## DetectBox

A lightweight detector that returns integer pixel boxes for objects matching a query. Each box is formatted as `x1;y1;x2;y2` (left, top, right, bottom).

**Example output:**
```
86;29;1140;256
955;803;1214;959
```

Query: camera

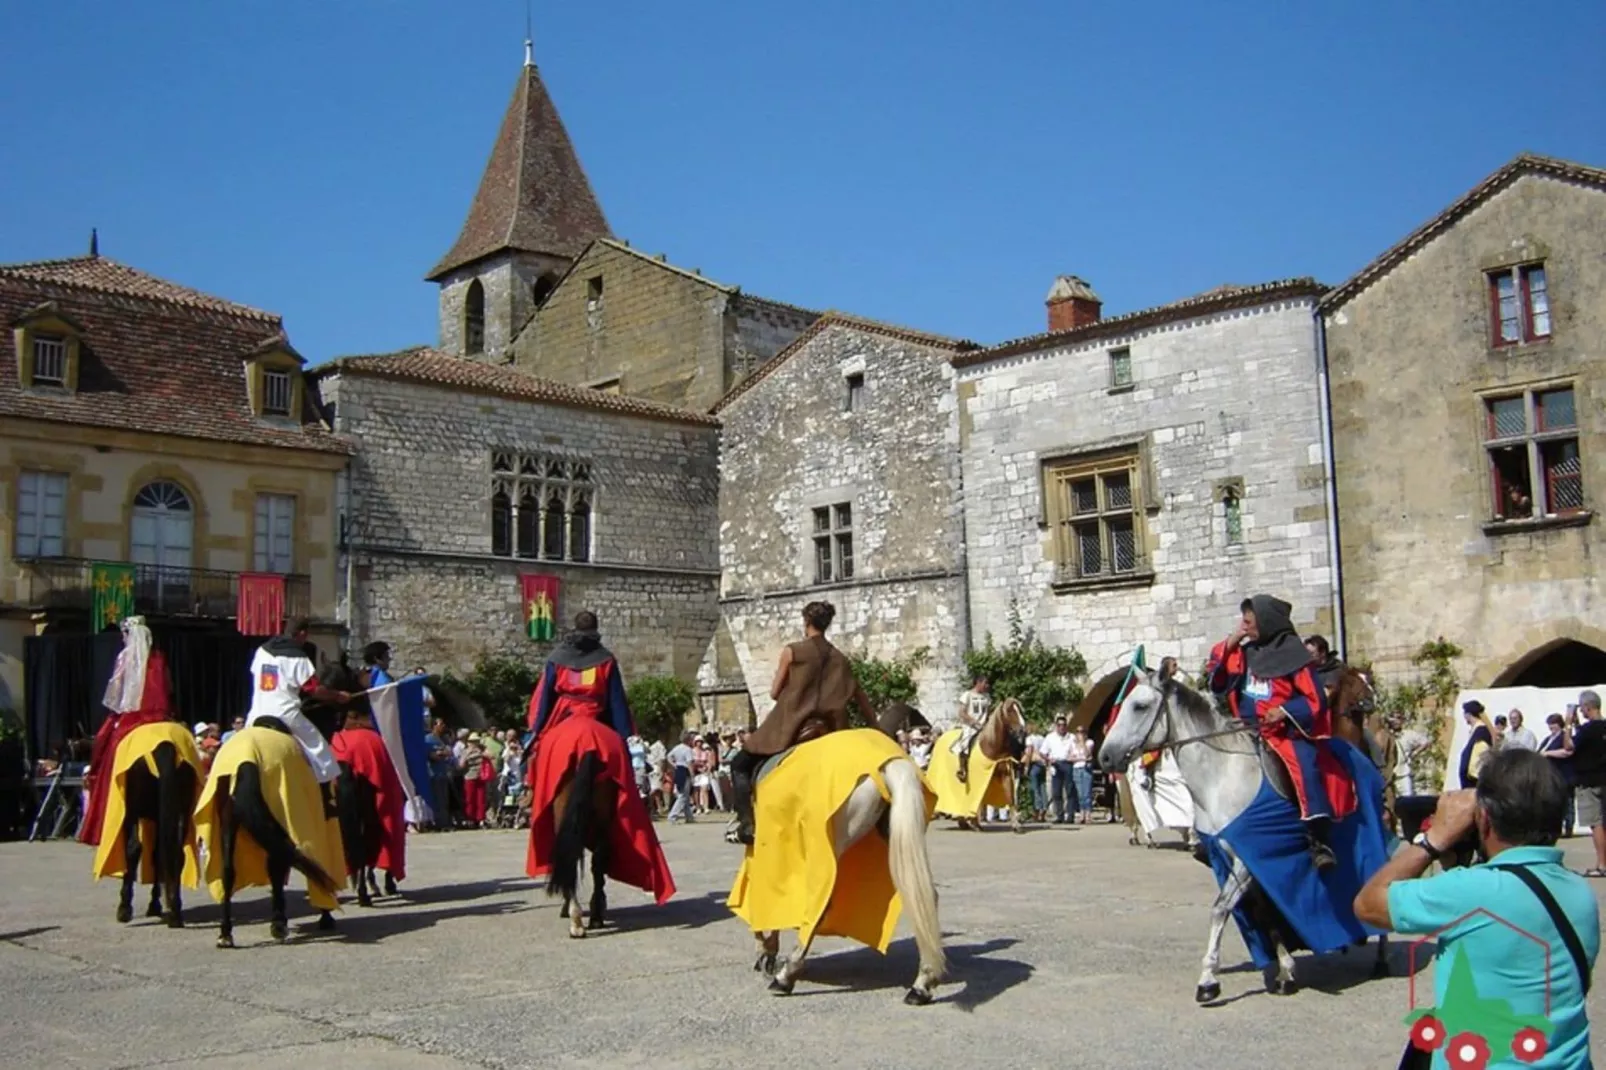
1394;795;1479;869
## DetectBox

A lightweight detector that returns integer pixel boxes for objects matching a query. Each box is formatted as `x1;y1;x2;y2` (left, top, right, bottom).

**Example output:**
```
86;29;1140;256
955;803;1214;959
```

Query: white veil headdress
102;615;153;714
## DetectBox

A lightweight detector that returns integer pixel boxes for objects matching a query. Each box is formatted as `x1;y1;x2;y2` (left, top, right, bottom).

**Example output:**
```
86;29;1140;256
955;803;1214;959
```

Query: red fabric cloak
331;726;408;881
79;650;174;847
524;657;674;904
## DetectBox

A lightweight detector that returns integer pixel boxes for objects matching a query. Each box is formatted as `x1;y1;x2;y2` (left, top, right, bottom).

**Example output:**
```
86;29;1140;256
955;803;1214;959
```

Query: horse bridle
1139;676;1256;756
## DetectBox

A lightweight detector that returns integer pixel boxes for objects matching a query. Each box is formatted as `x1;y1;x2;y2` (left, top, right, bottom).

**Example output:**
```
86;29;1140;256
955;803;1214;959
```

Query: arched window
464;279;486;355
132;480;195;609
491;487;511;556
516;486;540;558
542;491;566;559
532;273;558;306
569;493;591;562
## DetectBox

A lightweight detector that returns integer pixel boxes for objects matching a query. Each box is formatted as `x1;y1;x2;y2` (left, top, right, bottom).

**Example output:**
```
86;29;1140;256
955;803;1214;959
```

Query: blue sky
2;2;1602;363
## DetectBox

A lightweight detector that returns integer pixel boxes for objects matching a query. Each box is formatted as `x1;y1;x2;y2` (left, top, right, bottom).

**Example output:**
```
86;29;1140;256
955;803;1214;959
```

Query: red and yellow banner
520;574;559;641
238;572;286;636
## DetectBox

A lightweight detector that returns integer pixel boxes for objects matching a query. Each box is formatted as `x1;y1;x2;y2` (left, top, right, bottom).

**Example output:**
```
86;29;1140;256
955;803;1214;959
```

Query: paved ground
3;818;1603;1070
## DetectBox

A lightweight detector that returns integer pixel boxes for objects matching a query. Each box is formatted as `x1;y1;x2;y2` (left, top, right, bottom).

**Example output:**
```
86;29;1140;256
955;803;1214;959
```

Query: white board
1440;684;1606;791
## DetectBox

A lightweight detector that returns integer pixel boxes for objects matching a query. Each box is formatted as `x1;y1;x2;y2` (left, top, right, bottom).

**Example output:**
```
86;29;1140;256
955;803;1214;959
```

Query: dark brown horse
113;737;200;928
1324;665;1392;978
549;751;618;938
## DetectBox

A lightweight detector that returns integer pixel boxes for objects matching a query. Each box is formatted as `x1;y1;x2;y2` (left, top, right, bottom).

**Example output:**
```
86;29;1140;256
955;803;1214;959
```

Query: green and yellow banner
92;562;136;628
521;574;559;641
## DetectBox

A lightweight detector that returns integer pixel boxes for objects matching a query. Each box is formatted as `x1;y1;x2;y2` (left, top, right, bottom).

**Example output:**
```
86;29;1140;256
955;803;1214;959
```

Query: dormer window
12;303;84;392
32;335;67;385
263;368;293;416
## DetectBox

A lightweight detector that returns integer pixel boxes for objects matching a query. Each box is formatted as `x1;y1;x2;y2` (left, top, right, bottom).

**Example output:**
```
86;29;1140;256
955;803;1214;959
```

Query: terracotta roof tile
427;63;611;280
1320;152;1606;312
712;312;979;414
0;257;348;454
319;347;720;428
952;278;1327;369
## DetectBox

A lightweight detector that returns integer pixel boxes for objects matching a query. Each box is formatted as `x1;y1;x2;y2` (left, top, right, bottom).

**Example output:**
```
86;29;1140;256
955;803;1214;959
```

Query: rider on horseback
1208;595;1341;872
1303;634;1347;696
950;676;992;785
729;601;874;846
245;619;352;786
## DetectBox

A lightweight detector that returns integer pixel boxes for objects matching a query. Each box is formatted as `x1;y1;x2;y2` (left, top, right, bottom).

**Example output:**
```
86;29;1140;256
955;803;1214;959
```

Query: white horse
1097;662;1386;1003
752;754;946;1006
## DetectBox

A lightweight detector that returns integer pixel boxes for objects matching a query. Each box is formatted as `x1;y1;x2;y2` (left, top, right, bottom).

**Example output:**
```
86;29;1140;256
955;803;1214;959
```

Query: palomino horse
932;697;1029;833
740;727;946;1006
196;718;344;948
1098;664;1387;1002
548;750;618;939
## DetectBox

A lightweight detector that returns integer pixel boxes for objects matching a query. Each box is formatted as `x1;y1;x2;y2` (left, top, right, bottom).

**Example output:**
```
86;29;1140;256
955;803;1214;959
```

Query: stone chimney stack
1046;276;1102;332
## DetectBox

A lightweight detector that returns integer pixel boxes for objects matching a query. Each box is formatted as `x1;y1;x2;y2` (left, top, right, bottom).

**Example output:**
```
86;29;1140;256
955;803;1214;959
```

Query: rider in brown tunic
728;601;874;845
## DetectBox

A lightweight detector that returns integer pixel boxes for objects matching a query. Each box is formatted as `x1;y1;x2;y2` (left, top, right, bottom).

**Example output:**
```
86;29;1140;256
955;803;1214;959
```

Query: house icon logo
1403;908;1557;1068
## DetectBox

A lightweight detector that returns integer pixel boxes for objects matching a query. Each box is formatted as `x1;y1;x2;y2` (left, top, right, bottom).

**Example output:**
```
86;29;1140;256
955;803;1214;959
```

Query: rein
1150;685;1256;754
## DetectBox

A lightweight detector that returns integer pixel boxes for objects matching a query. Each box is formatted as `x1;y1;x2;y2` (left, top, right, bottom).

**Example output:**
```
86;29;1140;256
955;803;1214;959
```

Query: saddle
754;716;835;795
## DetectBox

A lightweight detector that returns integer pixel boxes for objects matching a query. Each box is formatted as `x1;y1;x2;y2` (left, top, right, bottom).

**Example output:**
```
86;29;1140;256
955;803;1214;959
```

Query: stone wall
1324;174;1606;684
727;296;819;384
957;297;1334;683
437;252;571;362
719;321;969;718
323;370;720;680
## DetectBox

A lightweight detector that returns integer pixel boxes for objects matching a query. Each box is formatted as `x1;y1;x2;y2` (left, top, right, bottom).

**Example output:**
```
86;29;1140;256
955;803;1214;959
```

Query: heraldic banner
520;574;559;641
91;562;136;628
237;572;287;636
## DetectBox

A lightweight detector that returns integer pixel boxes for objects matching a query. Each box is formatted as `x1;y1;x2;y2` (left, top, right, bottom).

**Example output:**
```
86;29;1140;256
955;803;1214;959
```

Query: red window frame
1487;263;1551;347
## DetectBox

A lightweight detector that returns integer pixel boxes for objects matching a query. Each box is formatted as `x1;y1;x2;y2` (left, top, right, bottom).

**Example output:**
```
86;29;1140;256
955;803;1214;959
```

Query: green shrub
848;647;930;726
962;601;1086;728
627;675;697;743
442;655;540;732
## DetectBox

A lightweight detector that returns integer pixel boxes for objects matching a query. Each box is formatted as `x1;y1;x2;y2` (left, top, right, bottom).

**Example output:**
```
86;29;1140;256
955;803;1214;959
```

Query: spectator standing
1503;709;1539;751
647;736;668;816
908;727;933;771
458;733;491;828
1570;690;1606;877
1039;715;1076;824
1069;727;1095;824
1539;714;1576;838
666;732;697;823
1354;750;1598;1069
628;734;650;800
220;716;245;744
427;719;454;832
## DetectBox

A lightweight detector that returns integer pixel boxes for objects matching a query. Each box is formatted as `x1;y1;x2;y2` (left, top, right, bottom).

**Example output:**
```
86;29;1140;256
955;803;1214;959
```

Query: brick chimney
1046;276;1102;332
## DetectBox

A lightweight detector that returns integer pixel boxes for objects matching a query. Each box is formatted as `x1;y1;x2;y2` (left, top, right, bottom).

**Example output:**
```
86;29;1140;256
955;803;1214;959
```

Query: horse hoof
165;914;184;929
146;903;164;919
587;916;606;930
903;987;933;1006
1012;825;1026;835
317;912;336;932
216;934;235;950
1196;983;1221;1003
754;954;777;977
384;874;398;896
1371;961;1390;980
768;977;795;996
115;905;133;924
569;928;586;940
269;920;289;942
559;901;570;919
1271;980;1298;997
357;893;373;909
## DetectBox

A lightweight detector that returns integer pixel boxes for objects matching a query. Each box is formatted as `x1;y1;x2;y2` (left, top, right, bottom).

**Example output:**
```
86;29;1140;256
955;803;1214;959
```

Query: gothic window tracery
489;450;593;562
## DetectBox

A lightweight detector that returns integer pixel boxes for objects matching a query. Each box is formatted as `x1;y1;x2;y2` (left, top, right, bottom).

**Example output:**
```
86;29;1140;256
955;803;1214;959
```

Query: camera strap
1487;863;1593;996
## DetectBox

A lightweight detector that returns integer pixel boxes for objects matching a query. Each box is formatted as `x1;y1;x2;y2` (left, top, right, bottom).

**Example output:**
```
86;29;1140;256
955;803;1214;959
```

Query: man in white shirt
666;732;697;823
245;619;352;784
1038;716;1077;823
1502;709;1540;751
951;676;993;783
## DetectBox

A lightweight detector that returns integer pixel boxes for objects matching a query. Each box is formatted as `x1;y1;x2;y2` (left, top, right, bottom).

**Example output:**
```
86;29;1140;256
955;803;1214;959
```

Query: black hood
262;636;311;660
547;629;614;671
1244;594;1312;680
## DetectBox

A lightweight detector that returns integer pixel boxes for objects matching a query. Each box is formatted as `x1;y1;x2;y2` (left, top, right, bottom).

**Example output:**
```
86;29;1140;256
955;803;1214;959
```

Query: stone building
510;239;818;413
0;248;348;720
714;314;978;720
1322;153;1606;686
954;276;1336;722
312;348;720;679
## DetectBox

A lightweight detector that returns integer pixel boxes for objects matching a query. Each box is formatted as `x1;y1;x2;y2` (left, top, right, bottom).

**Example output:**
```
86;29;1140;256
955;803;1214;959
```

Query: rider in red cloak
1207;594;1355;872
525;611;675;904
330;696;408;886
80;617;173;846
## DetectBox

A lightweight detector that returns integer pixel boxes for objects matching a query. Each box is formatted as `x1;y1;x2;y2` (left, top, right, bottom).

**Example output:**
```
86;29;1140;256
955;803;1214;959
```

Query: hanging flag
368;675;433;821
1107;644;1148;729
520;574;559;641
237;573;287;636
91;562;136;629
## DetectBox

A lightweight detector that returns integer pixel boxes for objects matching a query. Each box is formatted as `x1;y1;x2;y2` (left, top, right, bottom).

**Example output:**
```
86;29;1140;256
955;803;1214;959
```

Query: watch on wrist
1412;831;1445;862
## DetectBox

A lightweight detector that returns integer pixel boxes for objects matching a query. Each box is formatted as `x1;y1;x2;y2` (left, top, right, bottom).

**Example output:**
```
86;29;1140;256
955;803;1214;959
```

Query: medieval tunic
744;635;866;756
524;632;675;903
80;634;174;847
246;637;339;784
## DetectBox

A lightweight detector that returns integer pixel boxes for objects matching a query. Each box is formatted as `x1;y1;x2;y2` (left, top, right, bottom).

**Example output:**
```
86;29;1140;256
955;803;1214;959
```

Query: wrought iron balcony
17;557;311;622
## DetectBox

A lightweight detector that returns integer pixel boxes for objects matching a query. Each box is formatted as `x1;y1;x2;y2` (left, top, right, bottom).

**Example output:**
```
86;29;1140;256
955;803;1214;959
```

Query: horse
91;721;203;928
928;697;1029;833
733;723;946;1006
547;749;618;939
195;717;344;949
1097;663;1388;1003
314;659;399;906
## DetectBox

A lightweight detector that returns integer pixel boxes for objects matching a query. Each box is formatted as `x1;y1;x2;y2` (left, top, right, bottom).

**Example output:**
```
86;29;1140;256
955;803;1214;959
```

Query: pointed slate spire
426;58;611;281
89;228;99;257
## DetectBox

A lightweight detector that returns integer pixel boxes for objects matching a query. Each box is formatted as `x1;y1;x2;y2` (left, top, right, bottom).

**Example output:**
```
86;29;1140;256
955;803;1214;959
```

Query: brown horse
548;751;618;939
952;697;1029;833
1323;665;1393;979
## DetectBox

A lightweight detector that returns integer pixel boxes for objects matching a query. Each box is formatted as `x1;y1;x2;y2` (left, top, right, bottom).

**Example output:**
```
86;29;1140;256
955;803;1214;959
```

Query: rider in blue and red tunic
1207;594;1355;871
524;611;675;904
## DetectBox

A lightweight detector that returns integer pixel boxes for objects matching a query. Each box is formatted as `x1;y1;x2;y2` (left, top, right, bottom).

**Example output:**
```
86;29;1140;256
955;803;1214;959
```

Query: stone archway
1490;636;1606;688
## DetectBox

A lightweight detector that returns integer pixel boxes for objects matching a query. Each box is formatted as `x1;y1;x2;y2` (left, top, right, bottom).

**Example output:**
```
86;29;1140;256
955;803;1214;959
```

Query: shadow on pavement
774;936;1030;1008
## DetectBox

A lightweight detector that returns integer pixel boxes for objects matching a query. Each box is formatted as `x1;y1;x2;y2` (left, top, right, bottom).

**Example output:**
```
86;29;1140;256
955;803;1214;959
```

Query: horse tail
883;756;945;980
232;761;339;896
152;741;194;890
549;750;604;904
335;763;368;875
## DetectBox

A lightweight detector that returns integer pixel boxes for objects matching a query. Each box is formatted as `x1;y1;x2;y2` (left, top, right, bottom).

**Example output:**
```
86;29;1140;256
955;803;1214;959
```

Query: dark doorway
1496;640;1606;688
